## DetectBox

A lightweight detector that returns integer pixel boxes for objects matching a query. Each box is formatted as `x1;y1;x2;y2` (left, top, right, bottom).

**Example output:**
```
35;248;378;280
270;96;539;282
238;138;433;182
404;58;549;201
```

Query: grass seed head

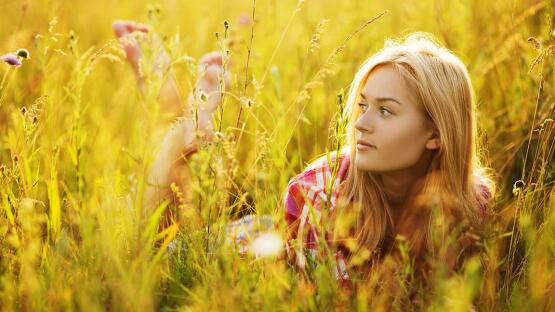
512;180;526;196
199;90;207;102
16;48;30;59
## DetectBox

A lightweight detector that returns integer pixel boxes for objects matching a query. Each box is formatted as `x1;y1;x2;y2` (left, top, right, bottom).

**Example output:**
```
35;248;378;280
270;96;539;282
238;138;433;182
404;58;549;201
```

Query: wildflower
0;53;21;67
214;131;225;141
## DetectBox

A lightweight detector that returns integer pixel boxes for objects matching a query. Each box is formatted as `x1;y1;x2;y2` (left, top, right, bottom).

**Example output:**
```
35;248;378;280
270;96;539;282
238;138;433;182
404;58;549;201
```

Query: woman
283;36;495;283
114;21;495;283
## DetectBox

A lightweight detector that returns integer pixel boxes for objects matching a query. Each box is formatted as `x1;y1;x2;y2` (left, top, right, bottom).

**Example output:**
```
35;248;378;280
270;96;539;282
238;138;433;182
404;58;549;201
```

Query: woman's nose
354;111;374;133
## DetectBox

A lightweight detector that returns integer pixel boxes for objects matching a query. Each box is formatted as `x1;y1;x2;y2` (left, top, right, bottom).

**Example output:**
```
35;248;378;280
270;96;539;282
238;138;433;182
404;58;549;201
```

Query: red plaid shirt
226;148;492;281
224;149;351;279
281;149;492;280
283;149;351;280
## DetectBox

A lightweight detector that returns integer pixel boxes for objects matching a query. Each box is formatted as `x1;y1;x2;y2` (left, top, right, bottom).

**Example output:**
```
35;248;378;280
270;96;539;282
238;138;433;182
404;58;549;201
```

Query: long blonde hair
333;33;496;268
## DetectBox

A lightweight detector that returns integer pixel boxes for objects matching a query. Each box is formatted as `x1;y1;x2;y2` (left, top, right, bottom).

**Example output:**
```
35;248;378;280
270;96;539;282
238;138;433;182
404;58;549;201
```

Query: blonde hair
333;32;496;270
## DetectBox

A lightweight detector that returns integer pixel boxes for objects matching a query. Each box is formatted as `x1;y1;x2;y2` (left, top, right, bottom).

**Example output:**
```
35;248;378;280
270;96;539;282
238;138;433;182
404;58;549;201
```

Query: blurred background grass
0;0;554;310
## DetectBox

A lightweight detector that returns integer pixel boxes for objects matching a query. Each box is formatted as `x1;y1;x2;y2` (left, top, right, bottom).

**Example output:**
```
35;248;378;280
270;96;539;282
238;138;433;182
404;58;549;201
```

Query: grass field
0;0;554;310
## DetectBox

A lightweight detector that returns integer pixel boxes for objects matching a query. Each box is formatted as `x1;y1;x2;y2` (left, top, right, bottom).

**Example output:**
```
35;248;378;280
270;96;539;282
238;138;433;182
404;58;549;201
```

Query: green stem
0;67;13;107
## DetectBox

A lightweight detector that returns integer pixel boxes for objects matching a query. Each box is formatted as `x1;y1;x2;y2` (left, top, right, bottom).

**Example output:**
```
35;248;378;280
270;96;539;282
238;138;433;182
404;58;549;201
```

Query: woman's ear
425;132;440;150
426;138;440;150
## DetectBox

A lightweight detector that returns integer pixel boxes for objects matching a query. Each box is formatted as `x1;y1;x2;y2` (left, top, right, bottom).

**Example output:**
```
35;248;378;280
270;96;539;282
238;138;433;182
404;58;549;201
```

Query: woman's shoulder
284;147;351;217
291;147;351;186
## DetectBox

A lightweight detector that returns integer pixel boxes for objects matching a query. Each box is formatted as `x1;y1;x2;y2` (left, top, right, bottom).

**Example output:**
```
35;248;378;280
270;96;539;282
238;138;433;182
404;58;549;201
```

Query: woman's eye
358;103;368;112
379;106;392;117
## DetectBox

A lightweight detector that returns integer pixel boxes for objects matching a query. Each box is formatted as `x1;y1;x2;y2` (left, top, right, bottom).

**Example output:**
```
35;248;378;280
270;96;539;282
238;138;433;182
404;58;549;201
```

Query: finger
134;22;150;33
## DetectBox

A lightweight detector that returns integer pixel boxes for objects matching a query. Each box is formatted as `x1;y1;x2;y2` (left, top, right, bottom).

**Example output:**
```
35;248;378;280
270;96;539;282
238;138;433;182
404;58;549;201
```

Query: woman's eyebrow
360;93;402;106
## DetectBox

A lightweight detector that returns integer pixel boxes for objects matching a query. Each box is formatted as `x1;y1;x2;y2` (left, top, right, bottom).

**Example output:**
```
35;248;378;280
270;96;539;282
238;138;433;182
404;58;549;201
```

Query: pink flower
0;53;21;67
237;13;252;27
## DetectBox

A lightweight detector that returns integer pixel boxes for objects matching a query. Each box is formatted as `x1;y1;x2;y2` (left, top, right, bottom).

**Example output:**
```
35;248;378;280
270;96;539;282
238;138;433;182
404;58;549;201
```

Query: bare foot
144;53;232;230
112;20;232;129
194;51;232;127
113;19;182;118
197;51;231;93
112;20;150;78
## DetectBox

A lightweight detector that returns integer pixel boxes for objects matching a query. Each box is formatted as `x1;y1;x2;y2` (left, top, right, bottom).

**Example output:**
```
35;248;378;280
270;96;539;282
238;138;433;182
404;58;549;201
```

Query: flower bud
16;48;30;59
0;53;22;67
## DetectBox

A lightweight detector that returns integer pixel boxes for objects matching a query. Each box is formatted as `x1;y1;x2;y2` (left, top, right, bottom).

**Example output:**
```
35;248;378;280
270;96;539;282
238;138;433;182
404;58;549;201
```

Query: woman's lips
356;139;376;151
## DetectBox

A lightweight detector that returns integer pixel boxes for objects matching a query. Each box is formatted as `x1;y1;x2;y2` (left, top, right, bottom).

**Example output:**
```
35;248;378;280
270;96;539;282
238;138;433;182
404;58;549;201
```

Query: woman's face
354;64;439;173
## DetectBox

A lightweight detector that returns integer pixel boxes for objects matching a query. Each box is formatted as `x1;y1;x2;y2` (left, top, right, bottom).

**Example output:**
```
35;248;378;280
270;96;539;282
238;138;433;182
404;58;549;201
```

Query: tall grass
0;0;554;310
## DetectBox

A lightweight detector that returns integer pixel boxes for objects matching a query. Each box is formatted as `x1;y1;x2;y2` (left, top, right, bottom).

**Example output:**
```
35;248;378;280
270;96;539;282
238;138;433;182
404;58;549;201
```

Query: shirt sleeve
282;151;352;280
282;154;348;267
283;170;324;268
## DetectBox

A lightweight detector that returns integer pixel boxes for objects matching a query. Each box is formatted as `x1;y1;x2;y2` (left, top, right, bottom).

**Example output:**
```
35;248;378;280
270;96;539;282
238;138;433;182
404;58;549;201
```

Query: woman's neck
382;174;415;204
380;150;433;209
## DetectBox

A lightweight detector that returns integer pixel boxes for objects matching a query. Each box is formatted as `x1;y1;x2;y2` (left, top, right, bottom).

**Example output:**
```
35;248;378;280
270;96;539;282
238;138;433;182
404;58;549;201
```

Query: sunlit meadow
0;0;554;310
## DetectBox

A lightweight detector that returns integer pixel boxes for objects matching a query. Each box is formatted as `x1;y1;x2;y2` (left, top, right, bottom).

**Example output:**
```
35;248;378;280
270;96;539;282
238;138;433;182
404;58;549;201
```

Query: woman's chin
354;158;374;172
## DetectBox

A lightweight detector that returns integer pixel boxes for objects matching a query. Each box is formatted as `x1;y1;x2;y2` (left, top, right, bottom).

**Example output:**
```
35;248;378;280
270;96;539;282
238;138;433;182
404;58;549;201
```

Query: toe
112;21;127;37
112;20;150;38
135;23;150;33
